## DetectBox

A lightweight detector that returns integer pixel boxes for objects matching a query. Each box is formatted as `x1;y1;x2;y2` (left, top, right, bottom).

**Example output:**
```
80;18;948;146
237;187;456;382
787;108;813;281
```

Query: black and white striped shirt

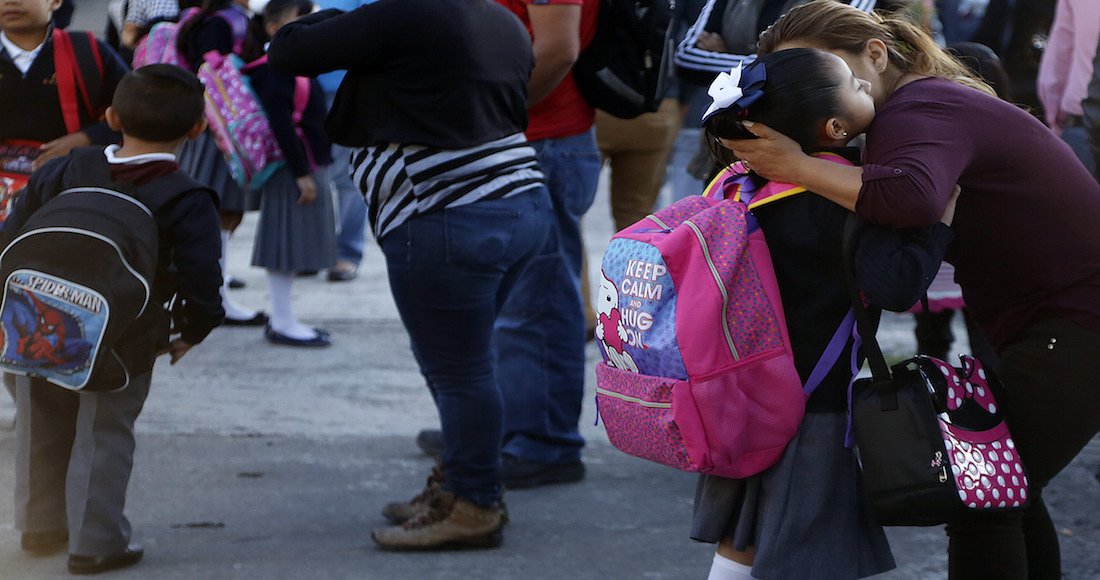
351;133;545;239
674;0;877;76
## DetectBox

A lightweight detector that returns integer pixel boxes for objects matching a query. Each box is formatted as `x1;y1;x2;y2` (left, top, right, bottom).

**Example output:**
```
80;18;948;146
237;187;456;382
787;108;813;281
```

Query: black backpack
573;0;677;119
0;149;200;392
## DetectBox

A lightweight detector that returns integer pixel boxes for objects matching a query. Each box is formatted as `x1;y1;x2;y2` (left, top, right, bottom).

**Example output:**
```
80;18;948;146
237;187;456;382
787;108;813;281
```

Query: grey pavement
0;5;1096;578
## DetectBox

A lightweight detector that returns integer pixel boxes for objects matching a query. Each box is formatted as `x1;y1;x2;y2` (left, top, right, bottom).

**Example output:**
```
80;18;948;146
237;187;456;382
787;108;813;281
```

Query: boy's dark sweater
0;30;129;144
750;151;954;412
249;64;332;177
1;148;224;346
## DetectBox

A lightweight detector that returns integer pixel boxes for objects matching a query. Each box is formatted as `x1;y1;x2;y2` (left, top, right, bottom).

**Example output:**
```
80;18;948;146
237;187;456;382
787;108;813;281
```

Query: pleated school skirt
250;165;336;273
178;131;247;213
691;411;896;579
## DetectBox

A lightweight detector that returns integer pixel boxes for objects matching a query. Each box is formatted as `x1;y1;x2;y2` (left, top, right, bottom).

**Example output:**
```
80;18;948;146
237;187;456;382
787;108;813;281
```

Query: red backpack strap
51;30;103;135
52;29;81;134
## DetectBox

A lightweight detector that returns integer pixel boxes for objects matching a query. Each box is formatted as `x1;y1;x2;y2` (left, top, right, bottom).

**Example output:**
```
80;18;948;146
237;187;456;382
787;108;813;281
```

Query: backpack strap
213;7;249;55
291;76;317;172
51;30;105;135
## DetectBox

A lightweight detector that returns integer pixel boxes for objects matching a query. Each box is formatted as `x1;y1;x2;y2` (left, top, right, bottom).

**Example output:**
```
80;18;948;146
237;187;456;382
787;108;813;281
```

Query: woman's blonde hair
757;0;994;96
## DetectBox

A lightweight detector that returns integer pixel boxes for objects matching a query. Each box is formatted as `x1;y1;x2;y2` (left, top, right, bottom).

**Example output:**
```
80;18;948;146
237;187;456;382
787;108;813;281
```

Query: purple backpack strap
802;309;856;396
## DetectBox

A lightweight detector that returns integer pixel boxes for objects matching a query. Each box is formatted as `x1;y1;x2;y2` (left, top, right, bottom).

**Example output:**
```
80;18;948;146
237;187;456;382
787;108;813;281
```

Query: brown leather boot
381;465;445;524
371;492;505;551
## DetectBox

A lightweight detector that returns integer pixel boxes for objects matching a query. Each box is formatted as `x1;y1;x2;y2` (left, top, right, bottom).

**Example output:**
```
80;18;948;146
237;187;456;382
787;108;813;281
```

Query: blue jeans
332;143;368;265
1060;126;1097;177
380;188;550;506
494;130;601;464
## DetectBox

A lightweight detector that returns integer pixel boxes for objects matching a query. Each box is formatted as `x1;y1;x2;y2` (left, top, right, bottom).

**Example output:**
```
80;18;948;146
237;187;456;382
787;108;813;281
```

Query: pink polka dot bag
843;222;1029;526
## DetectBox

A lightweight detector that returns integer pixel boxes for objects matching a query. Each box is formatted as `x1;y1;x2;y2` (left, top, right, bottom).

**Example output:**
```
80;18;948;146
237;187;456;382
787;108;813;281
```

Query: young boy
0;0;130;168
2;64;224;576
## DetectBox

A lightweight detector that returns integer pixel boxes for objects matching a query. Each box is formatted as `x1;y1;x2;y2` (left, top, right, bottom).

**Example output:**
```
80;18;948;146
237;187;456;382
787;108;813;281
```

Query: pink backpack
595;153;855;478
197;52;285;190
132;7;201;68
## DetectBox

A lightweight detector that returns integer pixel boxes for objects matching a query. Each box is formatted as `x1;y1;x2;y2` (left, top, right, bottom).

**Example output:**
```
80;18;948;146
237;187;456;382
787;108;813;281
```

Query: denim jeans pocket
443;203;520;271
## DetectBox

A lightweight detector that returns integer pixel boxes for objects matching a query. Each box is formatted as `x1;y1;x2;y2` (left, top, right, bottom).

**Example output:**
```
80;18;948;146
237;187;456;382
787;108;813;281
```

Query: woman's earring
841;131;849;138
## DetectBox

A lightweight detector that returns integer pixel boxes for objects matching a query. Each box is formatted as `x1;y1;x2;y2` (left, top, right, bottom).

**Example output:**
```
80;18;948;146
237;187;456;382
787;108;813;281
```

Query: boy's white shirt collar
0;31;46;75
104;145;177;164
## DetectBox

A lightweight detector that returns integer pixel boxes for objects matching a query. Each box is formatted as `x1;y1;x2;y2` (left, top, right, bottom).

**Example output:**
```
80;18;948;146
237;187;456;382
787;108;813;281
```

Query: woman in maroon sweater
719;2;1100;579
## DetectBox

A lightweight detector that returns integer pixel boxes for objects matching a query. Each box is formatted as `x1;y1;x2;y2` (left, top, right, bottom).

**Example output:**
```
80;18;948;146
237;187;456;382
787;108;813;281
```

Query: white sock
707;553;755;580
220;230;258;320
266;270;316;340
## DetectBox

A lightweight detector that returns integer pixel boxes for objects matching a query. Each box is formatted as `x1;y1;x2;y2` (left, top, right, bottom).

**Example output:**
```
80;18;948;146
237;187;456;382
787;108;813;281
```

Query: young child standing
3;65;224;575
693;48;960;580
0;0;129;180
247;0;336;346
175;0;267;326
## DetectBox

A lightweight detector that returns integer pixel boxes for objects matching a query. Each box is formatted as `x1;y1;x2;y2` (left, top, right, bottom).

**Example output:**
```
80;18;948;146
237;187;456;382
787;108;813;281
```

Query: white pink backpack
594;153;855;478
132;7;201;69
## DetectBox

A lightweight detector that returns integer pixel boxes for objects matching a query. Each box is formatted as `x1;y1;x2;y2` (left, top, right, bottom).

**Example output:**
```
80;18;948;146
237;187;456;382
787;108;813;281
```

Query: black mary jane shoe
67;543;144;575
222;311;270;327
21;530;68;555
264;325;332;347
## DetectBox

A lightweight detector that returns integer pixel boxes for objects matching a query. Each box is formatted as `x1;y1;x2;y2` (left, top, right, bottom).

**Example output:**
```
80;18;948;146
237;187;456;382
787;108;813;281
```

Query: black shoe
21;530;67;555
222;311;269;327
416;429;445;459
326;266;359;282
501;454;585;490
227;276;247;289
67;543;144;575
264;325;332;347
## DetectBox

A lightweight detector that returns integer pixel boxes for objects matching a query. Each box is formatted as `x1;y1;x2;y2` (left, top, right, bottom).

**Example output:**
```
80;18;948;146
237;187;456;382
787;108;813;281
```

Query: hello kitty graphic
596;273;638;373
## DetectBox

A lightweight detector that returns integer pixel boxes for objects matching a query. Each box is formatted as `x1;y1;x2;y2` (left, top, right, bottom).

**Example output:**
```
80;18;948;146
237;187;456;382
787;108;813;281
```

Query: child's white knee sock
266;270;316;339
707;552;755;580
220;230;258;320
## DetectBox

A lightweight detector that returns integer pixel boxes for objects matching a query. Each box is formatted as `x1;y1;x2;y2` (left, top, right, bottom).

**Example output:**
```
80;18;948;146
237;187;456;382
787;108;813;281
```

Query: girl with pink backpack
244;0;336;346
175;0;269;326
690;48;959;580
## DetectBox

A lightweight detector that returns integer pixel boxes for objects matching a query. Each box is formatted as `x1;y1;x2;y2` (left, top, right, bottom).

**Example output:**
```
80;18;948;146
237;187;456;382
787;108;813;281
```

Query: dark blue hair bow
701;61;768;122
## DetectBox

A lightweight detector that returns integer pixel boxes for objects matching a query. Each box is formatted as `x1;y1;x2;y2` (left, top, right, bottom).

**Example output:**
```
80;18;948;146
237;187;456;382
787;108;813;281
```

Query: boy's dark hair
254;0;314;45
112;65;206;142
705;48;846;168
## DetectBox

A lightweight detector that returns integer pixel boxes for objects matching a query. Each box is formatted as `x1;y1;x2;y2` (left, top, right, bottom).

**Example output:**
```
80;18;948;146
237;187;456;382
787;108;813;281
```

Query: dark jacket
268;0;534;149
750;149;954;411
1;148;224;349
0;29;129;145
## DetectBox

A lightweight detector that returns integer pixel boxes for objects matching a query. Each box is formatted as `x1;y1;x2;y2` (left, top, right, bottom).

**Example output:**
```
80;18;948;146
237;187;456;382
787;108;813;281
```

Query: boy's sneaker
372;492;505;551
381;465;445;524
501;454;585;489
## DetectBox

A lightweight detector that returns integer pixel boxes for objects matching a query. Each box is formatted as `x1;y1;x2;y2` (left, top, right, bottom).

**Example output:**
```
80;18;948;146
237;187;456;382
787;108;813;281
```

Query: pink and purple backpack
198;52;285;190
132;7;245;69
595;153;855;478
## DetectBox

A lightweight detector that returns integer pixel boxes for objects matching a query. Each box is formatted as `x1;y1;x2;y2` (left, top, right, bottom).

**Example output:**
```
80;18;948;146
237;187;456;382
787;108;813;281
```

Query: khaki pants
583;98;683;329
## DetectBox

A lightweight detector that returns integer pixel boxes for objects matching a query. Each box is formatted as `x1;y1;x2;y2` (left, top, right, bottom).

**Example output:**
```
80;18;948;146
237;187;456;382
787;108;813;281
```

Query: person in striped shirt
674;0;877;86
269;0;552;551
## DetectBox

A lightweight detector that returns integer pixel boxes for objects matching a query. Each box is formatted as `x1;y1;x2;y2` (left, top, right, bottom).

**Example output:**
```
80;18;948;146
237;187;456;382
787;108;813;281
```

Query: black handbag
842;219;1030;526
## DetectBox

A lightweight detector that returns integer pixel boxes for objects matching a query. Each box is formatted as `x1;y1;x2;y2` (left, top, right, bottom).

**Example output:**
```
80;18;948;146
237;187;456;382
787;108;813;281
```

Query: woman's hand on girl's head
295;174;317;205
719;121;808;183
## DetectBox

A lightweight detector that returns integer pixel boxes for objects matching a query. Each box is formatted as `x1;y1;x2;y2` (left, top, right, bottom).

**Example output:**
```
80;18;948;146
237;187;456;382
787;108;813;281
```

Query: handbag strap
840;214;891;383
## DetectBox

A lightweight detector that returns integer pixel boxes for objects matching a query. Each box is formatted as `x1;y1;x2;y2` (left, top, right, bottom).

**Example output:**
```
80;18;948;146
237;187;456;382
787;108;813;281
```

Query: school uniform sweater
250;65;332;178
0;30;129;144
750;149;954;412
2;147;224;346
